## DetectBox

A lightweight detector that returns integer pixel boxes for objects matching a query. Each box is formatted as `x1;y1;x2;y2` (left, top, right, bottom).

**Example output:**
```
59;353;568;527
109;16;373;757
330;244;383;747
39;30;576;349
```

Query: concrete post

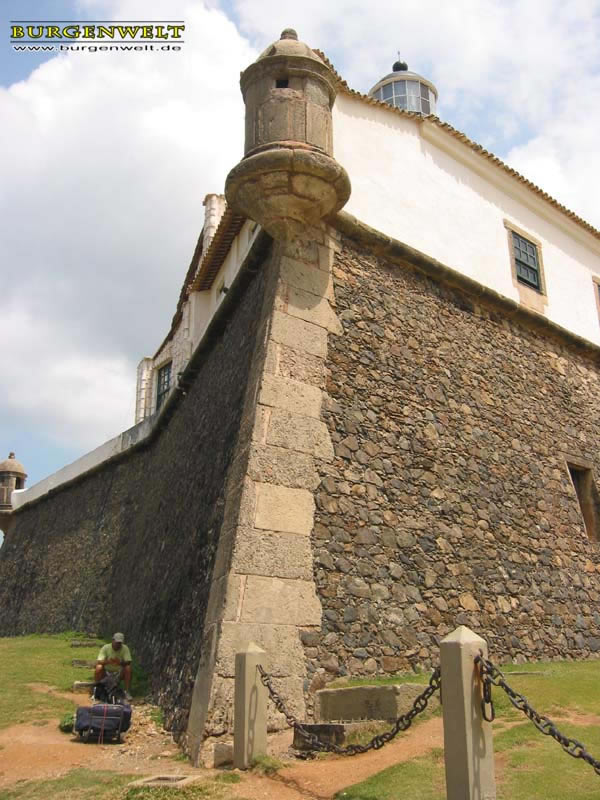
233;642;268;769
440;626;497;800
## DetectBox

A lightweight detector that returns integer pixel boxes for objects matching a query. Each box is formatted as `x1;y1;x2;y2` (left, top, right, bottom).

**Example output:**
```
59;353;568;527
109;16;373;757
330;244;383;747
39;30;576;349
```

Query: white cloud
0;307;133;450
1;0;256;473
506;73;600;225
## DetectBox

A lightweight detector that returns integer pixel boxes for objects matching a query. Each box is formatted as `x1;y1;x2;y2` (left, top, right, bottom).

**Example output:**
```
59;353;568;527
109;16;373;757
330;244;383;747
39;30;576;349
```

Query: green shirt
97;643;132;673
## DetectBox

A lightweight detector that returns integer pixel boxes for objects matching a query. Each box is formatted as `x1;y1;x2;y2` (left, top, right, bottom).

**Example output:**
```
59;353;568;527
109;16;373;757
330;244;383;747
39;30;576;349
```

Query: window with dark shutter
156;361;172;412
512;231;540;290
568;463;600;541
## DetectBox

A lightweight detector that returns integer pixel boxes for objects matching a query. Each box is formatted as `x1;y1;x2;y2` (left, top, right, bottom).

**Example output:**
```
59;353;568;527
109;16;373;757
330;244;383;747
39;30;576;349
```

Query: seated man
95;632;133;701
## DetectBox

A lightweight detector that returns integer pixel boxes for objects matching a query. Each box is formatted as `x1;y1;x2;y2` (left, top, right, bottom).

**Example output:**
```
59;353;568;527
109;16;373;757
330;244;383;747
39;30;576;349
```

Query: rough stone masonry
304;234;600;684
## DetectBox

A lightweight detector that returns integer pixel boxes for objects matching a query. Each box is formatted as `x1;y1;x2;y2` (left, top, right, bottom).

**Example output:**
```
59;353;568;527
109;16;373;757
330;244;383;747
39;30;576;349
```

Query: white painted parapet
135;218;260;424
12;416;154;511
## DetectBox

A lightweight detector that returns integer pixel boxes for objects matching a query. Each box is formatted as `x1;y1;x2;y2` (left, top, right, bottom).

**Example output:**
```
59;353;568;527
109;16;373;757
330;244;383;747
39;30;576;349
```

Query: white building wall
333;93;600;346
12;417;155;510
189;220;259;353
135;219;260;422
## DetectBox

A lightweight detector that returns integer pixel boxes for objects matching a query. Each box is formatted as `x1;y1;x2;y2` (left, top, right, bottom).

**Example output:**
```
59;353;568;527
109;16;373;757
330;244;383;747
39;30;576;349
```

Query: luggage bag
75;703;132;743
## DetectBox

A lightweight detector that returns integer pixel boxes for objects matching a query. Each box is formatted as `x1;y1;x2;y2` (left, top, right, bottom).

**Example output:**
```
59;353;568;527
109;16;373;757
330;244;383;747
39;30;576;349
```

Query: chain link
475;653;600;776
257;664;441;756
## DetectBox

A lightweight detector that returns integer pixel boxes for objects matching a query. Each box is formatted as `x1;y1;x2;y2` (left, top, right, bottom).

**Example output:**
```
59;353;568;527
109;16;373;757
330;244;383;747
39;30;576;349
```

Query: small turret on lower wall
0;452;27;533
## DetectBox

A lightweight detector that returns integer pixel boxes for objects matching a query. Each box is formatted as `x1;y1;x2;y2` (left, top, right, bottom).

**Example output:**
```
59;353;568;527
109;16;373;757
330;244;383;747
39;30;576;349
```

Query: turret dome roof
257;29;324;64
0;453;27;476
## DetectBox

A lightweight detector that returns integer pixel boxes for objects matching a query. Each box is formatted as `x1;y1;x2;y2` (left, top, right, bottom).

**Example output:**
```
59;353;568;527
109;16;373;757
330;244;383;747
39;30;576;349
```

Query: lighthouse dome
368;59;438;115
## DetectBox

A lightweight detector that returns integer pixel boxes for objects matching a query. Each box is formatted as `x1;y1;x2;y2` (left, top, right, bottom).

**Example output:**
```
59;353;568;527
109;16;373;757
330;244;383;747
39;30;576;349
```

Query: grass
149;708;164;728
0;635;243;800
335;659;600;800
335;749;446;800
122;786;231;799
3;635;600;799
0;769;246;800
214;773;241;784
344;720;390;747
498;660;600;716
0;633;149;730
330;669;433;689
0;768;134;800
250;754;285;775
0;633;98;728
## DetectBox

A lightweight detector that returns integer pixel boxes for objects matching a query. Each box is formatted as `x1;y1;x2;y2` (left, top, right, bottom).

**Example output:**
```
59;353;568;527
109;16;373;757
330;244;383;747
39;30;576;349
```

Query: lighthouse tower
368;57;438;115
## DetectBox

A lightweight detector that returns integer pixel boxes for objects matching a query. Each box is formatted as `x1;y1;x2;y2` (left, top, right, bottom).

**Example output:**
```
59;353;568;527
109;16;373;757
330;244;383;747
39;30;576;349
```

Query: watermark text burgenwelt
10;24;185;41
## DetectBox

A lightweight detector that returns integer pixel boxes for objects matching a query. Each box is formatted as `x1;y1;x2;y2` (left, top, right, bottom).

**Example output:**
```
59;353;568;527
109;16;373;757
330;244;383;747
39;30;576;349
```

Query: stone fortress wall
0;246;272;736
3;213;600;753
304;232;600;685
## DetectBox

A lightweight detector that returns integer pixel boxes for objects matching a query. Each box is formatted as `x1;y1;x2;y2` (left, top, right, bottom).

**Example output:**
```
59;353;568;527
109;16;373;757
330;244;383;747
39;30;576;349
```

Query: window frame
511;230;541;290
504;221;547;309
373;79;434;114
565;456;600;542
591;276;600;327
155;360;172;412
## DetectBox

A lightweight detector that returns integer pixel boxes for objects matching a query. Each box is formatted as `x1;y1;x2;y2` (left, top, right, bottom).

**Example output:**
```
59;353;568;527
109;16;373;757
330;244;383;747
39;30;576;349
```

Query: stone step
316;683;440;723
72;659;96;668
72;680;95;692
128;776;199;789
71;640;103;648
293;722;358;751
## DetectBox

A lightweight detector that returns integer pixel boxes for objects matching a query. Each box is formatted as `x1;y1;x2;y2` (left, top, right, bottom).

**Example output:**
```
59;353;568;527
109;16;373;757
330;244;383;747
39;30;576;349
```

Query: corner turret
225;28;351;239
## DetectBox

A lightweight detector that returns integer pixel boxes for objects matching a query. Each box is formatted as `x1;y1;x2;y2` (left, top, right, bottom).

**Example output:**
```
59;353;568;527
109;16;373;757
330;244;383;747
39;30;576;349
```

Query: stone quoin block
269;310;328;357
253;482;315;534
258;373;323;419
275;343;327;387
279;255;335;300
247;444;319;489
239;576;322;625
232;528;314;579
215;621;308;677
266;408;334;460
276;284;343;334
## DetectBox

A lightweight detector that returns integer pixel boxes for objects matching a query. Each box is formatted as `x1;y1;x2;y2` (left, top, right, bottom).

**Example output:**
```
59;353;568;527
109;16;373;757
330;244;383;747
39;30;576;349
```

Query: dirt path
26;682;87;704
0;699;443;799
235;710;600;799
262;717;443;799
0;687;186;788
4;696;596;799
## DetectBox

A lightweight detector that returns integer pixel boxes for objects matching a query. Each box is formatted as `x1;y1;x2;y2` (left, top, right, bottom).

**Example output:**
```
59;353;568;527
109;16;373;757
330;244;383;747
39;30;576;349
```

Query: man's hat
112;632;125;643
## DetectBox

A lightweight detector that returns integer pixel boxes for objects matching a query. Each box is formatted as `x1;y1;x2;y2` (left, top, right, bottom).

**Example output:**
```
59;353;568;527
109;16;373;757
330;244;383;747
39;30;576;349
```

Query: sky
1;0;600;497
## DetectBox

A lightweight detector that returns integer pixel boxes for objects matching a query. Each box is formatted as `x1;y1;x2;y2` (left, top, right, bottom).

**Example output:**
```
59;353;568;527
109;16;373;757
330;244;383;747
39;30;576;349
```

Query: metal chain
257;664;441;756
475;653;600;776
